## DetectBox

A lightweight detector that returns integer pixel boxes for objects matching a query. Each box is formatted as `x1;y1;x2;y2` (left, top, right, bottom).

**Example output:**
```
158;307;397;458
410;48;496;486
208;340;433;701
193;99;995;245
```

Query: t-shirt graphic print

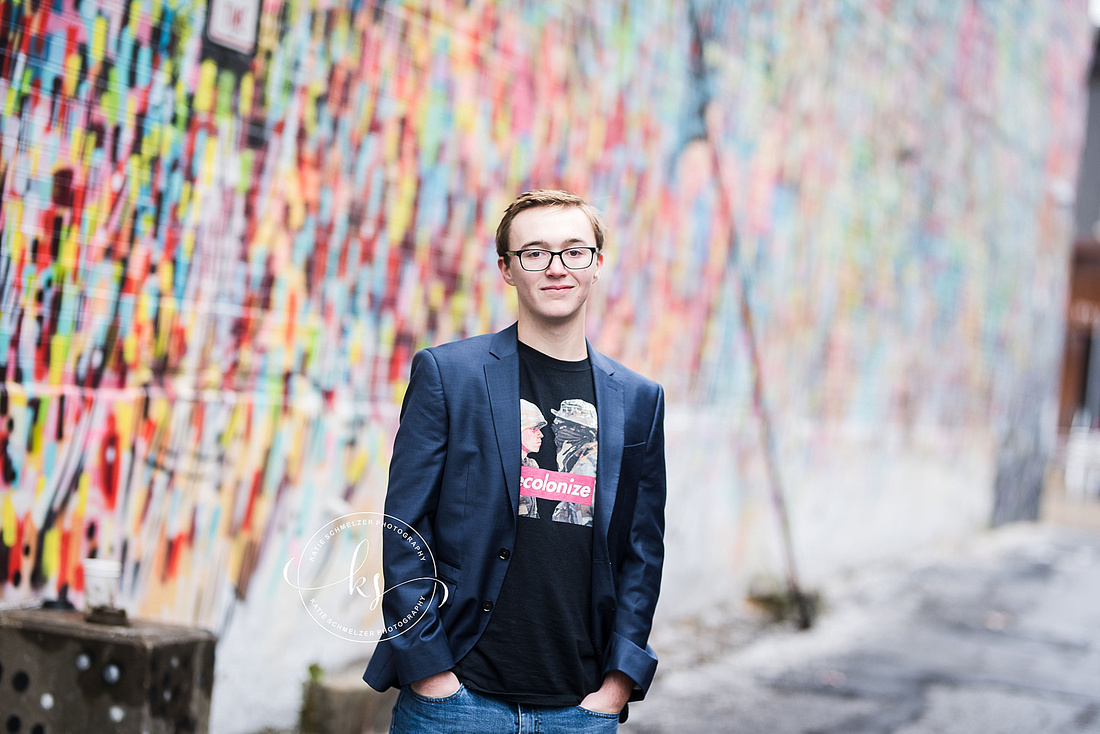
518;397;596;526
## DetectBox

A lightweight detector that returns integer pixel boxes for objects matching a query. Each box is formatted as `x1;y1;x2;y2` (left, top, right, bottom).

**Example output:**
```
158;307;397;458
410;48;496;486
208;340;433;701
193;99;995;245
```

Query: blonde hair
495;190;606;258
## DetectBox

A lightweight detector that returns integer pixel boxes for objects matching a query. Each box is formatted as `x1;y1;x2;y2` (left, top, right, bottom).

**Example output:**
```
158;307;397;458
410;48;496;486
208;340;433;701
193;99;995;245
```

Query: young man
364;190;666;733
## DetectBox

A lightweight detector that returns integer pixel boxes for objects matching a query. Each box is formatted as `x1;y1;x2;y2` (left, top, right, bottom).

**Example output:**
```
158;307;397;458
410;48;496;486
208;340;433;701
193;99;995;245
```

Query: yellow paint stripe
77;472;90;516
1;494;16;547
194;59;217;114
91;16;108;63
42;527;60;579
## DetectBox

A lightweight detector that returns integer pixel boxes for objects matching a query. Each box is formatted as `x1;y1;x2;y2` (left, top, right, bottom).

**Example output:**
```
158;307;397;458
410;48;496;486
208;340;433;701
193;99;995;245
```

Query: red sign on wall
207;0;261;55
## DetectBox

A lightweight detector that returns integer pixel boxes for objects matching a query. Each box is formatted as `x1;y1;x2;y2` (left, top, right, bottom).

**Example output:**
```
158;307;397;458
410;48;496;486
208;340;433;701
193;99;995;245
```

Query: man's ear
498;256;515;286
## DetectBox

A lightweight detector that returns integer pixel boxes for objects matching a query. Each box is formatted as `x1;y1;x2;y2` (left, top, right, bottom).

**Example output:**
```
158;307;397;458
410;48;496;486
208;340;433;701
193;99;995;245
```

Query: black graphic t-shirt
455;342;602;705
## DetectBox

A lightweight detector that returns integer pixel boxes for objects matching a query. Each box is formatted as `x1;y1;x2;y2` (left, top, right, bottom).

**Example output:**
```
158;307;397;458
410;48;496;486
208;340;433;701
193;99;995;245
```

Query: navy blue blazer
363;323;666;701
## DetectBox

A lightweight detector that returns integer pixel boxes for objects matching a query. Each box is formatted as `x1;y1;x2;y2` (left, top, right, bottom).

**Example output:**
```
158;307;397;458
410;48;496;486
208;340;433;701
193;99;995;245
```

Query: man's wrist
604;670;634;700
580;670;633;712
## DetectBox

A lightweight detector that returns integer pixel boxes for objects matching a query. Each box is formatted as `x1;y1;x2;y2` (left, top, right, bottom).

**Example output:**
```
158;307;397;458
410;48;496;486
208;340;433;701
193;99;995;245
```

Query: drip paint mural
0;0;1092;634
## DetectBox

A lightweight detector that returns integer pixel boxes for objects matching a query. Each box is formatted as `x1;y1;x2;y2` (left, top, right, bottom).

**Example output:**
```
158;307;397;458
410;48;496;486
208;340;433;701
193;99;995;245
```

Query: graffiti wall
0;0;1092;729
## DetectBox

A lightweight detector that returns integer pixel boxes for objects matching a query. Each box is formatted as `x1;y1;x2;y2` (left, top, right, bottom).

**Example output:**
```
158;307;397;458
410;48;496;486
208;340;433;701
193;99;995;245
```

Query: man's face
553;417;595;445
498;206;603;328
521;424;544;454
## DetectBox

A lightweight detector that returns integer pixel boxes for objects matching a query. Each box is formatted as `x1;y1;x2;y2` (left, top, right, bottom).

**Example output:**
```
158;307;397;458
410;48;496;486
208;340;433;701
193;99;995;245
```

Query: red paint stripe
57;525;71;592
9;517;23;583
165;536;180;580
241;470;262;532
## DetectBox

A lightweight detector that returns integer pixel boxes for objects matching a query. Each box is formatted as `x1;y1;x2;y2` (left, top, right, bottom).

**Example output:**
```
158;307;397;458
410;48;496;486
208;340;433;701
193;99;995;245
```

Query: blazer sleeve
604;384;666;699
380;348;457;685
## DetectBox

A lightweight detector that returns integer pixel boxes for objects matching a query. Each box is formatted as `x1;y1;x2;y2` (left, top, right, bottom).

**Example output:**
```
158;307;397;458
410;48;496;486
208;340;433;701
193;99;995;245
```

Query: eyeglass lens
517;249;594;271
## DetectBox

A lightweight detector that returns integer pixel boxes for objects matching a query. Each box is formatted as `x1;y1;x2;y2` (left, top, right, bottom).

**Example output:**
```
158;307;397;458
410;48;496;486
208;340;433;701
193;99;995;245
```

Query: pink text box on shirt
519;466;595;506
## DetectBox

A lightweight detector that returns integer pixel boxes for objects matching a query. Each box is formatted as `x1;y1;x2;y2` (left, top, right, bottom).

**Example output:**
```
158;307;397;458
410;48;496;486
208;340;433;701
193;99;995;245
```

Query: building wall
1075;37;1100;240
0;0;1092;730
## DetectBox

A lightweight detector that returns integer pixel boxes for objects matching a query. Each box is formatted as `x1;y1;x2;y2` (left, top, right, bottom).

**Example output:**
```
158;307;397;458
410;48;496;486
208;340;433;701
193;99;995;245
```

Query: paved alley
624;523;1100;734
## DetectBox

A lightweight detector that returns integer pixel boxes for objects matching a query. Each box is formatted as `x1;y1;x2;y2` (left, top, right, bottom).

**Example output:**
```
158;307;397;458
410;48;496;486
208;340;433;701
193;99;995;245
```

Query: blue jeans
390;683;620;733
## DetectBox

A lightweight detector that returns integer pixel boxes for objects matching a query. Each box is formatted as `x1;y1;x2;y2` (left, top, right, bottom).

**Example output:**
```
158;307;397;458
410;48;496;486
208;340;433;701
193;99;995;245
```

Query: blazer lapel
590;345;622;564
486;325;521;518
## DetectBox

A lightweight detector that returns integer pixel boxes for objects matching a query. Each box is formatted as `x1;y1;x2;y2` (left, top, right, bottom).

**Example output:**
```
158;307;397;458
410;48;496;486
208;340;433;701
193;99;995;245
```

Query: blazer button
481;600;493;612
498;548;511;560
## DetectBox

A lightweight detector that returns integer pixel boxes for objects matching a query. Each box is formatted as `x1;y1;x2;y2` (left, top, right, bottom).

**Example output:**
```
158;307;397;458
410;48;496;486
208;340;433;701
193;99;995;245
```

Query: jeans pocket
575;704;620;719
408;682;466;704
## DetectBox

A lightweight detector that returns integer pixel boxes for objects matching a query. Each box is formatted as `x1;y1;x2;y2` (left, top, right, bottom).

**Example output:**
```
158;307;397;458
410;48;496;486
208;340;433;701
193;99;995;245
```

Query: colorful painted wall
0;0;1093;730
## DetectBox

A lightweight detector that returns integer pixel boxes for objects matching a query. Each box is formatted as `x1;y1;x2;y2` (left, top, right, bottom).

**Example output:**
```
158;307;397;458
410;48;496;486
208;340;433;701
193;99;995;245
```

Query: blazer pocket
621;442;646;470
435;554;462;573
432;556;460;615
618;442;646;495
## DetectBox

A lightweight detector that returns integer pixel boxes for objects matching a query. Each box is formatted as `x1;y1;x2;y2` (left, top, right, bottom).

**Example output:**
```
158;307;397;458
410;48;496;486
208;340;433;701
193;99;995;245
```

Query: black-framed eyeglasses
506;247;598;271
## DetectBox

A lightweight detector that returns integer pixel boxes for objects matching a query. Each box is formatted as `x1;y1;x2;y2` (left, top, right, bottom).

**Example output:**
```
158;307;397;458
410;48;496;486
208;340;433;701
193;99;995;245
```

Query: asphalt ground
623;522;1100;734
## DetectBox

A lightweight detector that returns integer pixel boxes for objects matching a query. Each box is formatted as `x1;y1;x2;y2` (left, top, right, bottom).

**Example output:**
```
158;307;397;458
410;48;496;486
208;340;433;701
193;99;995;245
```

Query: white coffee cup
82;558;122;610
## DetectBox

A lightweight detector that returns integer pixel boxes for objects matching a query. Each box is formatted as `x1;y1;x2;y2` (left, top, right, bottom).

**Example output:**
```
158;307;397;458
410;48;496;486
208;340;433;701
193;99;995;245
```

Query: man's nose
545;252;569;275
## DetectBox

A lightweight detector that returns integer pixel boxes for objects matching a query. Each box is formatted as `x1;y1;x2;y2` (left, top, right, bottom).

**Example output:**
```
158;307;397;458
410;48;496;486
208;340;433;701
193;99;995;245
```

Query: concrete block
299;663;396;734
0;608;216;734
